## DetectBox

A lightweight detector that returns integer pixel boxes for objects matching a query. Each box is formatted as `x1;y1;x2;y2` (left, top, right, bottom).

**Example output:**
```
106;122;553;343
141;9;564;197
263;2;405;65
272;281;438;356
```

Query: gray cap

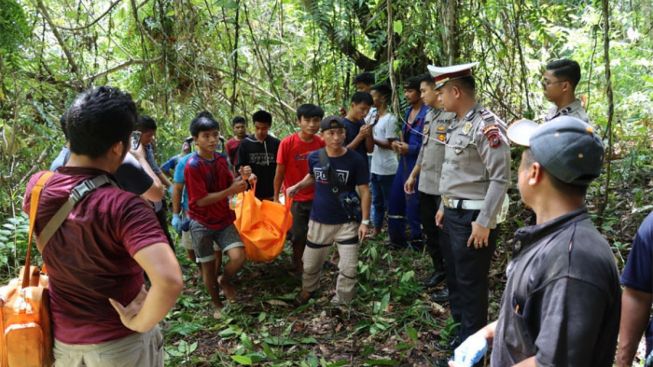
320;115;345;132
507;116;604;186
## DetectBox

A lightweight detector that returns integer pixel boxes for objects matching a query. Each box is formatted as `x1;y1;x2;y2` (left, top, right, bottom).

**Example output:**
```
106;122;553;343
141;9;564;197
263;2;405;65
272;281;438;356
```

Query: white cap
427;62;480;89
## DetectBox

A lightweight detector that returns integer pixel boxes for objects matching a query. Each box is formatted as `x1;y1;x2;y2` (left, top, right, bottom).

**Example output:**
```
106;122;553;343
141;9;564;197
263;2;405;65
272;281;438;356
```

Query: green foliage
0;0;29;54
0;213;36;281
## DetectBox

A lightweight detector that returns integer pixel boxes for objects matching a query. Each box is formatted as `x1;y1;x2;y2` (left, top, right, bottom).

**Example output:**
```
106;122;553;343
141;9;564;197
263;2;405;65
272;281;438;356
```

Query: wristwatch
361;219;370;225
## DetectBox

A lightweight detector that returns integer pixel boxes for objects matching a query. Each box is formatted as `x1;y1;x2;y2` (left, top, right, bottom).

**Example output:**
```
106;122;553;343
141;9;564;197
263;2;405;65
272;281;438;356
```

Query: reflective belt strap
442;196;485;210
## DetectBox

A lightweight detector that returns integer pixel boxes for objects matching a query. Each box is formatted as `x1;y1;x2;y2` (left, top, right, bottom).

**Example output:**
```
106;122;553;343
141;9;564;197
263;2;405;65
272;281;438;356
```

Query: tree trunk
598;0;614;221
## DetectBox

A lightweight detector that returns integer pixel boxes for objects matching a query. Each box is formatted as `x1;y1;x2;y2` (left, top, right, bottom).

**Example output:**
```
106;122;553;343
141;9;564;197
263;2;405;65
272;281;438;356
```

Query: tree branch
55;0;123;31
84;56;162;81
301;0;378;70
35;0;82;78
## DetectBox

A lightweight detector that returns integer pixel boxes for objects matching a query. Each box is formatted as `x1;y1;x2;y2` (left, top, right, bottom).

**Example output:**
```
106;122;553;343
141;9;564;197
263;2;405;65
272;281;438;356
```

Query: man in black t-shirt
236;110;280;200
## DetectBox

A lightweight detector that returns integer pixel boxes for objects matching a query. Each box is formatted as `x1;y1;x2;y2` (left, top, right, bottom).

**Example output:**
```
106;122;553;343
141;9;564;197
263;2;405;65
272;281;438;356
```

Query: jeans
370;173;395;229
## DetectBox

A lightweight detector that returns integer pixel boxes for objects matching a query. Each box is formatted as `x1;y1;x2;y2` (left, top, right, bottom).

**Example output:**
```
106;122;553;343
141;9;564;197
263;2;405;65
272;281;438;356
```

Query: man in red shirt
185;112;250;317
273;104;325;273
23;86;182;367
225;116;247;169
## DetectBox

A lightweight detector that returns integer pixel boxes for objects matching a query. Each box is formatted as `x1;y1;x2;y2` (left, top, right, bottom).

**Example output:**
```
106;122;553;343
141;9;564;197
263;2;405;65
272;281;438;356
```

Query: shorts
189;221;244;263
290;200;312;243
54;326;163;367
180;230;192;250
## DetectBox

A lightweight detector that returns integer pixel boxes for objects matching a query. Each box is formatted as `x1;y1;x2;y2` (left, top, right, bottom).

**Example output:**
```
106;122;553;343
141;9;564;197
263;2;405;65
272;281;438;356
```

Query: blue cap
507;116;604;186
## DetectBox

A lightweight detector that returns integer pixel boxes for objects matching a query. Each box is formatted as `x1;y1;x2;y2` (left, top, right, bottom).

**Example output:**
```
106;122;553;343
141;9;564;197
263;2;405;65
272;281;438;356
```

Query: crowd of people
14;58;653;367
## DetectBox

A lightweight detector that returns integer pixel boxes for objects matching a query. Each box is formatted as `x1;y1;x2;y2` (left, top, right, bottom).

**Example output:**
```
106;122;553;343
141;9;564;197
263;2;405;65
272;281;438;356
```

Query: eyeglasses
541;79;566;88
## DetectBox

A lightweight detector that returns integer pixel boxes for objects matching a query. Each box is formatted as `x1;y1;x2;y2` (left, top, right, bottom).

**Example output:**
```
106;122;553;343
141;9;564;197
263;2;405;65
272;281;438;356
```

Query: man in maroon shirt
185;112;250;318
225;115;247;168
23;86;182;367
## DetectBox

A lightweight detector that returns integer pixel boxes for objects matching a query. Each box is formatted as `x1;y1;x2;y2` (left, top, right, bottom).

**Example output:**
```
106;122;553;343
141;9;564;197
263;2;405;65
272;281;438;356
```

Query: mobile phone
130;131;142;150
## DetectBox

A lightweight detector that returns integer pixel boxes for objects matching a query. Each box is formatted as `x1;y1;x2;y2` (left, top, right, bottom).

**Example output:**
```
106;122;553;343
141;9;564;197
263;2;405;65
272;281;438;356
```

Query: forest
1;0;652;365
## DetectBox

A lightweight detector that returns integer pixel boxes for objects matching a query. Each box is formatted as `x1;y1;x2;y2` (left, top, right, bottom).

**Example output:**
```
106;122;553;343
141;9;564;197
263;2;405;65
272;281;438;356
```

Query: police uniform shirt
439;104;510;229
491;208;620;366
415;109;455;195
544;99;589;123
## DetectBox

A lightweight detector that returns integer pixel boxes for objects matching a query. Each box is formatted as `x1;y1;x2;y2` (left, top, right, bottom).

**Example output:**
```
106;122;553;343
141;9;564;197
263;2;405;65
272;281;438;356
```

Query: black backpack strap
36;175;117;252
318;148;342;193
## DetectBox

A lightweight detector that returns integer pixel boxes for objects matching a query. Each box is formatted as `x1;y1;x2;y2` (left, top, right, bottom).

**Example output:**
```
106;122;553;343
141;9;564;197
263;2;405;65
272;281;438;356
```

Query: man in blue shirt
387;75;429;249
171;149;196;262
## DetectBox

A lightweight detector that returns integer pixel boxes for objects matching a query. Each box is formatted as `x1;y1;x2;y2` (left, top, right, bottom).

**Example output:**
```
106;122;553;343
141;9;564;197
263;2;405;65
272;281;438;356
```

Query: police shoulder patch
482;125;502;148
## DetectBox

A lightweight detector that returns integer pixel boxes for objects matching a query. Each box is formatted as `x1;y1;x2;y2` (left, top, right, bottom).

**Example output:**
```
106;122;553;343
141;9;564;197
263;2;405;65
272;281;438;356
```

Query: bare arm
196;179;247;207
358;184;371;221
346;124;372;151
109;243;183;333
512;357;536;367
157;172;172;188
287;173;315;198
616;287;652;367
171;183;183;215
273;164;286;202
373;136;395;149
364;134;374;153
131;150;165;202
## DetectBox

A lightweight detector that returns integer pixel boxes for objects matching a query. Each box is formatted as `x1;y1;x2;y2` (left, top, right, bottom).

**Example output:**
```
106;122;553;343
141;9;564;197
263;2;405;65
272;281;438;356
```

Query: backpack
0;172;115;367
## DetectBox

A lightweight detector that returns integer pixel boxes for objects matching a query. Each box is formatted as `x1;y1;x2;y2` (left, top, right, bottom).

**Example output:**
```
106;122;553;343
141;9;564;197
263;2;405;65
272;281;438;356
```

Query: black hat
320;115;345;132
507;116;604;186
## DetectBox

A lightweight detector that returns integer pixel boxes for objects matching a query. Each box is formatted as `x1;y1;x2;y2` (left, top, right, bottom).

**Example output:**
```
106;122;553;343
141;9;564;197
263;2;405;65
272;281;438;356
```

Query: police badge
462;121;473;135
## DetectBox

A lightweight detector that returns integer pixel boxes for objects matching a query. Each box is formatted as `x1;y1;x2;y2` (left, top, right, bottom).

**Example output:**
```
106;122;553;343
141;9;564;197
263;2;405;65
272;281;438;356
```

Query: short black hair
351;91;373;106
190;111;219;137
420;73;435;86
403;75;422;91
63;86;137;159
354;72;375;86
296;104;325;120
370;83;392;102
523;149;588;197
135;115;157;132
231;116;246;126
252;110;272;125
546;59;581;89
449;76;476;95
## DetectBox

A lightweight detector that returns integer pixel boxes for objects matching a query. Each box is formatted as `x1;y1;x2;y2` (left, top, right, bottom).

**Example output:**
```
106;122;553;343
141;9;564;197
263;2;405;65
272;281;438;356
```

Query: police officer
431;62;511;346
542;59;590;123
404;74;456;291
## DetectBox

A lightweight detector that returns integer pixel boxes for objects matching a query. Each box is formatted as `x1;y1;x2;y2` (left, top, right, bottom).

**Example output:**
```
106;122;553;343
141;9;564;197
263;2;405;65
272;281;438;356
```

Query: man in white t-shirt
368;84;399;237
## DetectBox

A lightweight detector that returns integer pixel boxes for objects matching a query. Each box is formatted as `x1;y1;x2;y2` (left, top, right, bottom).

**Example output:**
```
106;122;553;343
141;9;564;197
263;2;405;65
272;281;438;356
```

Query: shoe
423;271;446;288
294;290;314;307
430;288;449;303
408;239;424;251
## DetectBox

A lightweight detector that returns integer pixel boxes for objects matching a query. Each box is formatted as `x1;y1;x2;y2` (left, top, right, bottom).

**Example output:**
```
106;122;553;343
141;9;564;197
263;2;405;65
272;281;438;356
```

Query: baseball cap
320;115;345;132
507;116;604;186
